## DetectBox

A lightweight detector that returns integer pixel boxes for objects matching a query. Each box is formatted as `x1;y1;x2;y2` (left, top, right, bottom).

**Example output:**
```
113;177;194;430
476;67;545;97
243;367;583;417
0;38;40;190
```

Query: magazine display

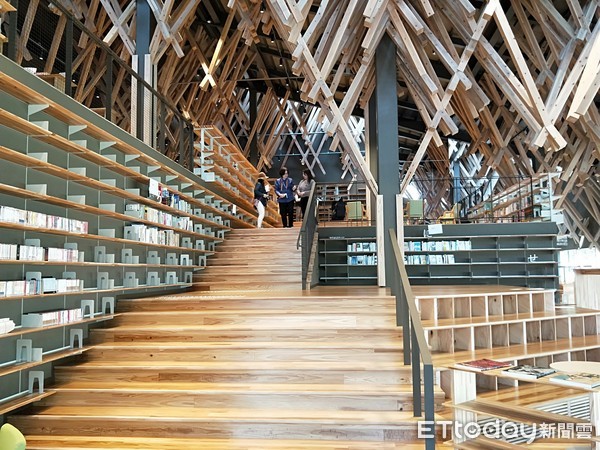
456;359;512;372
549;372;600;389
501;365;555;380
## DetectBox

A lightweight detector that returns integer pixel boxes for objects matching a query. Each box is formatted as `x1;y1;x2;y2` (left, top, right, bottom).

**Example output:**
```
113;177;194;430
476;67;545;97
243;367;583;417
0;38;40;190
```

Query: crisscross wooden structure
5;0;600;245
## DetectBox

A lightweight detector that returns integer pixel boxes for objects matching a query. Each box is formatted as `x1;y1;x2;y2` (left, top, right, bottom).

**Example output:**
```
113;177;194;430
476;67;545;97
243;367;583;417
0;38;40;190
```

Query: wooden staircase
193;228;303;291
7;229;444;449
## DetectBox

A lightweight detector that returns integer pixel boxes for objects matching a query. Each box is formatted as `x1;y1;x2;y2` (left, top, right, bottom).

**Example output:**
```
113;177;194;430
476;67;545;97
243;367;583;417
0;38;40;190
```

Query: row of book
405;254;456;265
456;359;600;389
125;204;194;231
347;242;377;252
22;308;83;327
347;254;377;265
123;224;180;247
404;240;472;252
0;318;16;335
0;244;80;262
0;278;83;298
0;206;88;234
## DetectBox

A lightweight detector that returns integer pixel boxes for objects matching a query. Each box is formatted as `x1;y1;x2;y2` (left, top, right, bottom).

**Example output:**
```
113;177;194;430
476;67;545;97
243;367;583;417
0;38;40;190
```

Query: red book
456;359;512;372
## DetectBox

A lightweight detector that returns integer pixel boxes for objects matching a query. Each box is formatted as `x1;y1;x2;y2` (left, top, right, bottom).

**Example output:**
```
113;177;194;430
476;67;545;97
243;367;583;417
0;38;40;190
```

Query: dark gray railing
297;182;318;290
389;229;436;449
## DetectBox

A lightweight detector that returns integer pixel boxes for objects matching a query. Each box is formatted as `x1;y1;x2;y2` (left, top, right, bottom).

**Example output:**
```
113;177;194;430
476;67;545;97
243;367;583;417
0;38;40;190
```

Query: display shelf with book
403;222;559;289
548;372;600;389
501;364;556;380
318;227;378;285
315;182;368;223
195;126;280;227
0;58;254;416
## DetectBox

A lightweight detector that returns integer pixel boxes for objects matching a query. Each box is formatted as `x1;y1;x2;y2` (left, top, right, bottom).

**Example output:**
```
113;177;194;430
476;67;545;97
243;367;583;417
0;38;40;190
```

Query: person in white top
253;172;270;228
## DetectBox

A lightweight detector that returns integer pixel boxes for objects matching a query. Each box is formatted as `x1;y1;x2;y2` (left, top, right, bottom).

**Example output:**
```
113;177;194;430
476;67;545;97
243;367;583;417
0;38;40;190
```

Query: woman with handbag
296;169;315;220
253;172;270;228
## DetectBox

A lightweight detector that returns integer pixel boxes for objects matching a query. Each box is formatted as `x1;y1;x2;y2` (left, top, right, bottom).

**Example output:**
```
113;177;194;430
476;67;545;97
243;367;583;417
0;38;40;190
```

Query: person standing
274;167;296;228
254;172;270;228
296;169;315;219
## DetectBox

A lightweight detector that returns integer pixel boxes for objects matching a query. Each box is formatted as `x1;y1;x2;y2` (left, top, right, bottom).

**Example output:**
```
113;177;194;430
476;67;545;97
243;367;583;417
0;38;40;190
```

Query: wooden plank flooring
8;229;441;449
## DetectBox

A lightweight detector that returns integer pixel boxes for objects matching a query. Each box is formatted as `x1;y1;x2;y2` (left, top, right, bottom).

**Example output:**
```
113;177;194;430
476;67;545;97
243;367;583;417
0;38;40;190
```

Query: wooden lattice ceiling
9;0;600;249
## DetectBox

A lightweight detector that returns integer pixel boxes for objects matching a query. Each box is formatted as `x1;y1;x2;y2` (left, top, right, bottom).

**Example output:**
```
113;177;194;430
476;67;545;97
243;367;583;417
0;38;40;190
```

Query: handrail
389;228;436;449
297;182;318;290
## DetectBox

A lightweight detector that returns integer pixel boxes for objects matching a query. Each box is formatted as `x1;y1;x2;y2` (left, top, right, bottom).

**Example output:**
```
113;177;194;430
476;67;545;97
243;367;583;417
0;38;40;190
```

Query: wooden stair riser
110;314;397;328
39;390;441;412
204;261;301;269
54;368;414;385
84;347;405;363
192;274;301;283
200;266;303;274
20;435;431;450
191;282;303;291
9;416;426;441
116;298;396;312
216;241;302;249
89;329;404;344
208;255;301;263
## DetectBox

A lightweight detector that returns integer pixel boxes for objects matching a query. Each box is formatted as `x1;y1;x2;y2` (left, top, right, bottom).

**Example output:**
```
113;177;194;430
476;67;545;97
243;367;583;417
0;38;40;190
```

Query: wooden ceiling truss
11;0;600;248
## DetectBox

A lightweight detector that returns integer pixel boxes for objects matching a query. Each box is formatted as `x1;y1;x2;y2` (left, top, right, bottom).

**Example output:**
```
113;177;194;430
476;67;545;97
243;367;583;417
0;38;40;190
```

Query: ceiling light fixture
260;1;265;13
279;58;283;67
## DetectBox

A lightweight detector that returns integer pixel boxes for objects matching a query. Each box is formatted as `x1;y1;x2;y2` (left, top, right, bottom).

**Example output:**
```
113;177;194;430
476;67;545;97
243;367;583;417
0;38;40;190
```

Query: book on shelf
549;372;600;389
455;358;512;372
501;365;555;380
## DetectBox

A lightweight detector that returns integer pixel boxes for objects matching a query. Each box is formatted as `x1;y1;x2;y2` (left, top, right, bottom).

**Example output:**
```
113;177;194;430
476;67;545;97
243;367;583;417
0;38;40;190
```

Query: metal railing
297;182;318;290
3;0;195;171
389;228;436;449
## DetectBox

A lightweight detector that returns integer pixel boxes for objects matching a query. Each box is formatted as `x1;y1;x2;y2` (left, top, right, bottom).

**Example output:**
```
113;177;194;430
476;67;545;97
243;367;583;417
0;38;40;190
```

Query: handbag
294;194;301;202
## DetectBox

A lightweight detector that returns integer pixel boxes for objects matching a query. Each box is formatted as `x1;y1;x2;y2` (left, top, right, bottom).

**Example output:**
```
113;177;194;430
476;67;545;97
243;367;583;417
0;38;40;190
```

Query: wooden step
23;435;430;449
89;327;403;344
54;361;414;384
115;296;396;312
84;344;405;363
212;244;301;250
208;254;301;261
40;382;443;411
193;274;301;284
109;312;397;328
200;265;303;274
9;406;429;441
205;259;302;267
191;281;303;291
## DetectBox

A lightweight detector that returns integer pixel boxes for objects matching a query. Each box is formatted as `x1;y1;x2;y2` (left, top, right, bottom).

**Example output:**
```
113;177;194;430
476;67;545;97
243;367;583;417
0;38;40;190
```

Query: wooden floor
9;228;443;449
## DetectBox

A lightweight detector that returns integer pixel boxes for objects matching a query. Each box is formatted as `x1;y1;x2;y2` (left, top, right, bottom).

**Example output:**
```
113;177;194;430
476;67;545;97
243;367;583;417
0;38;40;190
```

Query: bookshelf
404;223;559;290
318;227;378;285
316;182;367;222
0;57;253;415
195;126;280;227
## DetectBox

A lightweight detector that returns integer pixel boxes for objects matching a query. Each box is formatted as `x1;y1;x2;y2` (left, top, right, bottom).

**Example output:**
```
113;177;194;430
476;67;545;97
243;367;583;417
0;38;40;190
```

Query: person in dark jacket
274;167;296;228
254;172;270;228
